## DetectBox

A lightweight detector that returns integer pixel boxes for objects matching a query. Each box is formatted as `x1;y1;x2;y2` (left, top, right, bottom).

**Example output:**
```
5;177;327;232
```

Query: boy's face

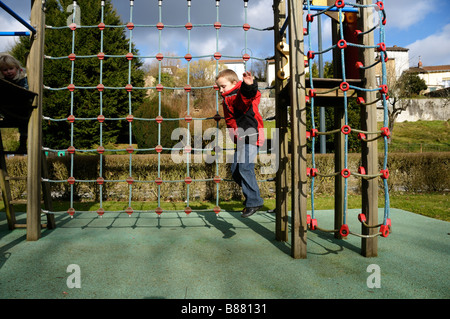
1;66;18;80
216;77;237;94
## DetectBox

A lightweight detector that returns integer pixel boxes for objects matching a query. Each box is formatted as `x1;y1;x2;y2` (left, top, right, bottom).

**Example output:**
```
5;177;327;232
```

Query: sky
1;0;450;69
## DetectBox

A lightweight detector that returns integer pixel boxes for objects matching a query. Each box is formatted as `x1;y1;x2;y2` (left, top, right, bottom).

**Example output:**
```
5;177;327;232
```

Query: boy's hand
242;71;253;85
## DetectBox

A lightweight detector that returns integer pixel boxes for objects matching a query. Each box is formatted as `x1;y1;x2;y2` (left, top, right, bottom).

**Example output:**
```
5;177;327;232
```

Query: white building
408;62;450;93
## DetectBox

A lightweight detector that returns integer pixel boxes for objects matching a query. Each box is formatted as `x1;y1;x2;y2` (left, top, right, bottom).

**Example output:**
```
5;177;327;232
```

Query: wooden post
26;0;45;241
274;0;289;242
358;0;378;257
288;0;307;259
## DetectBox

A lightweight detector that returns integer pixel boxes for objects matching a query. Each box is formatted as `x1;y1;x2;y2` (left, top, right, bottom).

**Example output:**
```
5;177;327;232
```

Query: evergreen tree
11;0;145;150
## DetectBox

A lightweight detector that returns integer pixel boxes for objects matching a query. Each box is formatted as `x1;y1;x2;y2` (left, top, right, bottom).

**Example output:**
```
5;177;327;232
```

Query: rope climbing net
305;0;390;238
41;0;274;218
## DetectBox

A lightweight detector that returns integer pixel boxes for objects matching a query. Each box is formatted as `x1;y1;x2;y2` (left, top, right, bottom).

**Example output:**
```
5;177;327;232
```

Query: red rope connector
126;177;134;185
156;53;164;61
184;145;192;154
184;53;192;61
67;115;75;123
185;115;192;123
156;22;164;30
380;169;389;179
67;84;75;92
125;207;133;216
339;224;349;237
126;145;134;154
67;208;75;217
156;83;164;92
356;96;365;104
377;42;386;52
376;1;384;10
126;52;133;60
310;128;318;137
125;84;133;92
97;146;105;154
379;84;388;95
97;52;105;60
185;176;192;184
213;176;221;183
340;81;349;92
307;167;318;177
380;224;389;237
97;208;104;217
309;88;316;98
357;132;366;140
98;23;105;30
337;39;347;49
126;22;134;30
68;177;75;185
355;61;364;69
69;23;77;31
243;23;250;31
213;206;221;215
155;177;163;185
341;125;351;135
214;52;222;60
335;0;345;8
306;14;314;23
97;177;104;185
126;114;134;122
358;166;366;175
307;214;311;225
310;218;317;230
185;22;193;30
97;84;104;92
68;146;76;154
155;145;163;153
243;53;250;61
214;22;221;29
380;127;390;138
68;53;76;61
307;51;315;60
185;207;192;215
341;168;351;178
155;115;163;123
358;213;366;223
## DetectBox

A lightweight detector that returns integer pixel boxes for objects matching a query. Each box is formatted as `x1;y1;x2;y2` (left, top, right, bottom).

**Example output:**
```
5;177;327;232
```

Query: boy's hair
215;69;239;83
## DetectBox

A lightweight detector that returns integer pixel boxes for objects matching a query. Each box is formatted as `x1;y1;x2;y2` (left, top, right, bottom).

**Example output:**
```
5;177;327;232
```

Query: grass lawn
2;193;447;222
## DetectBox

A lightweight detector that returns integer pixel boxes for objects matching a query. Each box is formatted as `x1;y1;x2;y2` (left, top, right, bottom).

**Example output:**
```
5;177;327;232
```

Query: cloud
406;23;450;66
384;0;438;30
0;13;30;53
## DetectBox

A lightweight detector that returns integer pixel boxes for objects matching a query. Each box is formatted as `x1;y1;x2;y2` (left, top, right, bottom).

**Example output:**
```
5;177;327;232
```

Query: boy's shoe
241;206;262;218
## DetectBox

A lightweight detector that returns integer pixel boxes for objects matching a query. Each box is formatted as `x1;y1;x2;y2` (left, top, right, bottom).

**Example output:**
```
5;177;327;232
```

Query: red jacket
221;81;265;147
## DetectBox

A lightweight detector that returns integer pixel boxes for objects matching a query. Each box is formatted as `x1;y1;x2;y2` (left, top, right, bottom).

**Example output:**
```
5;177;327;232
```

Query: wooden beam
26;0;45;241
288;0;307;259
358;0;378;257
274;0;289;242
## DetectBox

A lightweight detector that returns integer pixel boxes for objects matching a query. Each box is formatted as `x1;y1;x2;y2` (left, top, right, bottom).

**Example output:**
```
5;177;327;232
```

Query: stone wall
377;98;450;122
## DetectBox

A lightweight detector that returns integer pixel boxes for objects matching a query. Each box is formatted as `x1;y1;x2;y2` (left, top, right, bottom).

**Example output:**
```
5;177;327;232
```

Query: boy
215;69;264;218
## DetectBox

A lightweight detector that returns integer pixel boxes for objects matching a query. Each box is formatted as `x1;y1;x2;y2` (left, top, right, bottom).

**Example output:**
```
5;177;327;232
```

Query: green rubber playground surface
0;208;448;300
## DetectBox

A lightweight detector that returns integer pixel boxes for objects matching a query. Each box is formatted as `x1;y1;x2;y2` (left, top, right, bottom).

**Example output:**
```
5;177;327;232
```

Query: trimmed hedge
3;152;449;202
